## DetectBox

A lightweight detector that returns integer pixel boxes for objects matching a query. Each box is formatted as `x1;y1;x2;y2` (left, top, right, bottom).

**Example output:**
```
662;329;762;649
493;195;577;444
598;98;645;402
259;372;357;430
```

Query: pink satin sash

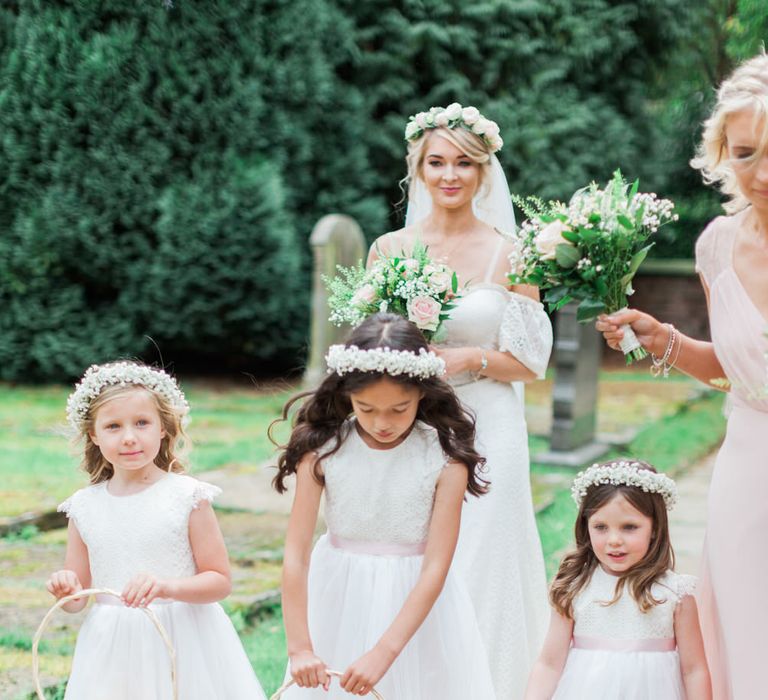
95;594;172;606
328;533;426;557
572;635;676;652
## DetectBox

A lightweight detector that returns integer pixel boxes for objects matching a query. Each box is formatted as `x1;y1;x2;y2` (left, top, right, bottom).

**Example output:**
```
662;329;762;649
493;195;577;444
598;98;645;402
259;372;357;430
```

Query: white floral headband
404;102;503;153
326;345;446;379
571;461;678;511
66;362;190;430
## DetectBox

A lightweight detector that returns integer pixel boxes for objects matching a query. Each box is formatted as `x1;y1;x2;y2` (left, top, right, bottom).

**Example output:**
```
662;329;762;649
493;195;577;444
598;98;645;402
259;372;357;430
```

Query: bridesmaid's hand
341;645;395;695
289;650;330;690
429;346;478;377
595;309;666;355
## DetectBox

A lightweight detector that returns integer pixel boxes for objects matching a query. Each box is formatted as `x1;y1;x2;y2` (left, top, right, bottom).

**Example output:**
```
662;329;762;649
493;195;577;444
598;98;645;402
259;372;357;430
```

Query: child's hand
46;569;83;600
121;573;170;607
289;650;330;690
341;645;395;695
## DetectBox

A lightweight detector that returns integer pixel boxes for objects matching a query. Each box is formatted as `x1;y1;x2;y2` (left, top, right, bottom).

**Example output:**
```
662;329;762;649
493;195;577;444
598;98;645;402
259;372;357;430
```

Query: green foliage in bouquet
509;171;678;362
325;242;459;342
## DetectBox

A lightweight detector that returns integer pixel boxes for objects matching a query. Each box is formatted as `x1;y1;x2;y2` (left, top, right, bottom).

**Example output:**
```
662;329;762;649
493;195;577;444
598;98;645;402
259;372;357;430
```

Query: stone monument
304;214;366;386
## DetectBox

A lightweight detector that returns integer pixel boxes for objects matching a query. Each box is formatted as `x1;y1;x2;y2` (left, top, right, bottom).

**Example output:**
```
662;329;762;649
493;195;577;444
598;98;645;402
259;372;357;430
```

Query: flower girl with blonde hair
525;460;711;700
47;361;266;699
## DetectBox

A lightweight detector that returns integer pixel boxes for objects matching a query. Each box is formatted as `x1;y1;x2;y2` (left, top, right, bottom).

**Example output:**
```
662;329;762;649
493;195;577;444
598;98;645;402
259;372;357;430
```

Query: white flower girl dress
58;472;266;700
553;566;696;699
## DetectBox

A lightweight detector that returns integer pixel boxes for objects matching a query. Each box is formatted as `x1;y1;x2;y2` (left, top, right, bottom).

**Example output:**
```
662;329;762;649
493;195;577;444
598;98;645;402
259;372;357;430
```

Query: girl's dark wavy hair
270;313;488;497
550;460;674;619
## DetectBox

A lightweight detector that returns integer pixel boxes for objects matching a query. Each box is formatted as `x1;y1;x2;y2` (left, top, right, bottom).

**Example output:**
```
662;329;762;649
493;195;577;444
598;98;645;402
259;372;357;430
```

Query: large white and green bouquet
325;242;459;342
508;171;677;364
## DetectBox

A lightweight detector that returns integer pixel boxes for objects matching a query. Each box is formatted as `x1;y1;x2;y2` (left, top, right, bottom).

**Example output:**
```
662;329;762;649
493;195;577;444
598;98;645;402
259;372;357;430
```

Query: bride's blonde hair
690;51;768;213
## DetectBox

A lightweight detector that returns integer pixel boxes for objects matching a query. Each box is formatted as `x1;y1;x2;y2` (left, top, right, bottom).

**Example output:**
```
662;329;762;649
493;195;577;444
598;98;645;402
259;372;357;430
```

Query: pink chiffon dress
694;208;768;699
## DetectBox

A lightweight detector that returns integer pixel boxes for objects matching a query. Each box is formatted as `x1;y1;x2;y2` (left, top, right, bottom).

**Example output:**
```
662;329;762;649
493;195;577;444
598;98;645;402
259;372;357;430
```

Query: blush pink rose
352;284;378;307
407;296;442;332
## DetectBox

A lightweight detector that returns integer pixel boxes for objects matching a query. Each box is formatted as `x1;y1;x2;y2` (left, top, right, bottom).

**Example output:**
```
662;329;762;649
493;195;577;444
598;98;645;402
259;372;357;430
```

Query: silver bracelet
650;324;676;378
473;349;488;381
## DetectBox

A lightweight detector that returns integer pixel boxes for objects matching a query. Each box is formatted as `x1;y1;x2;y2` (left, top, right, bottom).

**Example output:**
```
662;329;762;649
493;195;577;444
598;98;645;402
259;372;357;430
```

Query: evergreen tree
0;0;384;381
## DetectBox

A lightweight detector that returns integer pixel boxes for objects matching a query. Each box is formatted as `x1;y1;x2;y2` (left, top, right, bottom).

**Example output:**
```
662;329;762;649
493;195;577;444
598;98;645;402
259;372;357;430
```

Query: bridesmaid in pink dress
596;53;768;699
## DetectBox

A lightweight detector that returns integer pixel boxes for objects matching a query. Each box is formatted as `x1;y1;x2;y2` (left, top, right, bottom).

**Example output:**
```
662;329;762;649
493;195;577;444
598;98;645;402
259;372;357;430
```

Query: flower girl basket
32;588;178;700
270;670;384;699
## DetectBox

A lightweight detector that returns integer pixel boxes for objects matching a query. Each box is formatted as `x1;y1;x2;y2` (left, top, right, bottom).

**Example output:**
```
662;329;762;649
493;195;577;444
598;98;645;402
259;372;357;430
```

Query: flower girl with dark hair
272;312;496;698
525;460;710;700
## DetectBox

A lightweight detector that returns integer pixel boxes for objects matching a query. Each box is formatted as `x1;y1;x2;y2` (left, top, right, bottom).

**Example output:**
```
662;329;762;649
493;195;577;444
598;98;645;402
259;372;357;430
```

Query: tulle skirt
278;534;496;699
64;599;266;700
552;649;685;699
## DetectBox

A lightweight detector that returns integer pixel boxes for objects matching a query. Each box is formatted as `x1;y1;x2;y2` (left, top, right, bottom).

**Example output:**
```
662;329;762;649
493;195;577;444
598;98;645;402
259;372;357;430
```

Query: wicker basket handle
270;669;385;699
32;587;178;700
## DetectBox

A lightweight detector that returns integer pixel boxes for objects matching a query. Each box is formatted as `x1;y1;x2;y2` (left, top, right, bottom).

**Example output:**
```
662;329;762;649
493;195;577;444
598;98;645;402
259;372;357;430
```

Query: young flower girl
47;361;266;699
272;312;496;698
525;460;711;700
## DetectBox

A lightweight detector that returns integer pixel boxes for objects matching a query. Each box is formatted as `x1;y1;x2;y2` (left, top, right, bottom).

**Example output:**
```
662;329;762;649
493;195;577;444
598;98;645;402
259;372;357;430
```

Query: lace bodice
573;567;696;640
322;421;446;544
58;473;221;590
439;284;553;385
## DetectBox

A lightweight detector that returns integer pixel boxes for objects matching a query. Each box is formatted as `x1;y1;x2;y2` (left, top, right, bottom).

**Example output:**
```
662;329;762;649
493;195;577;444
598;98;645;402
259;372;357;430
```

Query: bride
368;104;553;698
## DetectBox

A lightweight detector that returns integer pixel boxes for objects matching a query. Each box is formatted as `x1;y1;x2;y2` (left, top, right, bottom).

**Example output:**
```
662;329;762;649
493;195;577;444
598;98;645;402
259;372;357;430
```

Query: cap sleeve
669;572;697;604
57;496;74;517
498;293;553;379
190;479;222;510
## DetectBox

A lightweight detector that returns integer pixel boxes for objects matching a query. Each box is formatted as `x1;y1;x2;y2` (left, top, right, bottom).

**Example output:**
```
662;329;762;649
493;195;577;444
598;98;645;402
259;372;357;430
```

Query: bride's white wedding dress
438;238;553;699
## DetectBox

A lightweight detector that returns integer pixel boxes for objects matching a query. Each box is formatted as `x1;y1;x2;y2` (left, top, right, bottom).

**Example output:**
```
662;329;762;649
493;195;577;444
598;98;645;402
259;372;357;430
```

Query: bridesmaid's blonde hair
550;460;674;619
690;51;768;213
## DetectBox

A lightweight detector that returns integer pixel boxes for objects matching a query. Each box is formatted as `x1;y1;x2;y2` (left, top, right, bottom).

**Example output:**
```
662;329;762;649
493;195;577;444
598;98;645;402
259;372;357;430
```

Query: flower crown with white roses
66;362;190;430
326;345;446;379
571;461;678;511
404;102;503;153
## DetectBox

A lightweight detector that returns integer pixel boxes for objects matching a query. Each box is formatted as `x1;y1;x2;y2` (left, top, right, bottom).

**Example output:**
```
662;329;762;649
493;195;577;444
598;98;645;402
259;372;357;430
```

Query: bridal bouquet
325;242;459;342
508;171;677;364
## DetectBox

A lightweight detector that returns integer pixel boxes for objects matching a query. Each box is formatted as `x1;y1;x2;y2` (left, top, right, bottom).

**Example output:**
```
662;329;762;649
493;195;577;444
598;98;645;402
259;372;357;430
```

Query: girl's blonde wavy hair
77;384;190;485
550;460;674;619
402;127;493;205
690;51;768;213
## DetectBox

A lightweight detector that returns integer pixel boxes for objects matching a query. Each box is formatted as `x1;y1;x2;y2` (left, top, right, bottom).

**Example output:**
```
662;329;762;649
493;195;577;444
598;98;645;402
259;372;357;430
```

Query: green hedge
0;1;385;381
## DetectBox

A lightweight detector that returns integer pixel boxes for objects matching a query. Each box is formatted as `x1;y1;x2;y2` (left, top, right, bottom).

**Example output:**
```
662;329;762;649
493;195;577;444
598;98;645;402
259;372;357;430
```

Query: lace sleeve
190;480;222;510
674;574;697;603
57;496;74;517
498;293;553;379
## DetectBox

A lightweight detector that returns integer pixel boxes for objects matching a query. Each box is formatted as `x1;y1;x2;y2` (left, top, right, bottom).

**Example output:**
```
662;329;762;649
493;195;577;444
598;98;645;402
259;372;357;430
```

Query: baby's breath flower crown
571;461;678;511
404;102;503;153
326;345;446;380
66;362;190;430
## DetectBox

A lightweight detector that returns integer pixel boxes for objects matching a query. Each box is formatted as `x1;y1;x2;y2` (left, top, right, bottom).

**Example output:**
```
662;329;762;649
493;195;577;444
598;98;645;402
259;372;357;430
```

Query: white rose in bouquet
401;258;420;276
428;270;452;293
534;220;573;260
